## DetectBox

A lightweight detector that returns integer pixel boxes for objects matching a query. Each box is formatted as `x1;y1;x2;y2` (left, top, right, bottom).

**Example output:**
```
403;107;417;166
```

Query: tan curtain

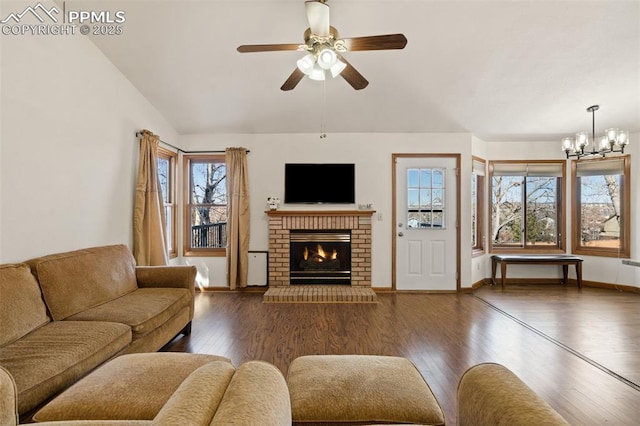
225;147;250;289
133;130;168;266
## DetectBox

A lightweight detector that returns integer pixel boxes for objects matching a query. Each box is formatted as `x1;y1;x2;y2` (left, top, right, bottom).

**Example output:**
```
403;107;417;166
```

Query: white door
394;156;458;290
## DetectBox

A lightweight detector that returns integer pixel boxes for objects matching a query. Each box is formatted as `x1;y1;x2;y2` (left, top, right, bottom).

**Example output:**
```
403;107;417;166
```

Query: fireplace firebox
289;230;351;285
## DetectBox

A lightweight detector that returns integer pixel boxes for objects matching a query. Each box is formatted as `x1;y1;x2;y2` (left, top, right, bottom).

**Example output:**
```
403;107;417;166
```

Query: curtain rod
135;132;249;154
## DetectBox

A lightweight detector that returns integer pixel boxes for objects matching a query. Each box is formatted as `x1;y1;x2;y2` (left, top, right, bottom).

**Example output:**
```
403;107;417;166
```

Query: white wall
178;133;474;289
487;139;639;288
0;2;177;262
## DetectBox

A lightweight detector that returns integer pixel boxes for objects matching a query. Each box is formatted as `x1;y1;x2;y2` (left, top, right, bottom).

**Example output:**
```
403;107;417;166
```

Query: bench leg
491;259;497;285
576;262;583;289
500;263;507;288
562;265;569;285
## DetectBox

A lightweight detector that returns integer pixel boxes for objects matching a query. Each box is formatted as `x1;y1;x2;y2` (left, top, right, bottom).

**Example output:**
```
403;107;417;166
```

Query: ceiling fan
237;0;407;91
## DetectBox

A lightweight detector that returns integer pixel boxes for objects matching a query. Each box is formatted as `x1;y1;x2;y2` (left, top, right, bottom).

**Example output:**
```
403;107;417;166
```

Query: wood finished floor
162;285;640;425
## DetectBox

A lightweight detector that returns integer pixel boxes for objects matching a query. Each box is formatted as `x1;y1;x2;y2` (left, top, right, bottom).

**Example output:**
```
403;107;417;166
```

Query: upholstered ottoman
287;355;446;425
32;352;230;422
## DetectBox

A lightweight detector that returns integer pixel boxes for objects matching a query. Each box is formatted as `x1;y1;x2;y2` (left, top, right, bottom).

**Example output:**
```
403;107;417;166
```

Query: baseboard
582;280;640;293
479;277;640;293
196;286;267;293
470;279;491;290
372;287;394;293
491;278;569;286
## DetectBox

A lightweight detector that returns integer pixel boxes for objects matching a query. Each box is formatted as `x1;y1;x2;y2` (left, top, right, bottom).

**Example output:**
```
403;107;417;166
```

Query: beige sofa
0;244;195;418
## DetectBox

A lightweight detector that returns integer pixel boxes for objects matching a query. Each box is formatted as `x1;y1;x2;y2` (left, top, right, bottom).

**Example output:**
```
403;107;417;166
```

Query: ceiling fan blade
336;54;368;90
281;68;305;91
237;44;300;53
305;1;330;37
343;34;408;51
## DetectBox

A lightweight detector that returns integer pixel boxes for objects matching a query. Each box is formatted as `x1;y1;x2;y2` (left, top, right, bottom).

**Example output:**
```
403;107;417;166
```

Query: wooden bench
491;254;583;288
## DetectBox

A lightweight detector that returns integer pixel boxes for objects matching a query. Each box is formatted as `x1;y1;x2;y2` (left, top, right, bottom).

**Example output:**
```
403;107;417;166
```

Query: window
183;155;227;256
406;167;446;229
489;160;566;252
157;148;177;258
571;156;630;258
472;157;486;256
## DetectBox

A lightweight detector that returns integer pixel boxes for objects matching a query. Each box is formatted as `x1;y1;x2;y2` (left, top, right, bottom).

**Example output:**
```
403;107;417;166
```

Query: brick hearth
266;210;374;288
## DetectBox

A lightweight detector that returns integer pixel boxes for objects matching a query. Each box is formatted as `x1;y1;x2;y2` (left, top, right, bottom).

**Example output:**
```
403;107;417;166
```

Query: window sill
490;247;566;255
183;250;226;257
472;248;485;258
572;248;630;259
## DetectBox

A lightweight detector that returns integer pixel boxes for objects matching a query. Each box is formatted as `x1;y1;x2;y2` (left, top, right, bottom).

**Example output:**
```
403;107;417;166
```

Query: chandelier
562;105;629;159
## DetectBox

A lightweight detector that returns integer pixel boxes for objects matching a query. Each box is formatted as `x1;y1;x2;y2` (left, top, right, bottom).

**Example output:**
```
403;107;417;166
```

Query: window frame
571;156;631;258
489;160;566;254
183;154;227;257
157;147;177;259
471;156;486;257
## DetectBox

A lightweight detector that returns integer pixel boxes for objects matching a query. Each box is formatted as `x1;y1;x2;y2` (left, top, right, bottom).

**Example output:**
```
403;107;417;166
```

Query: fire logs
299;245;341;270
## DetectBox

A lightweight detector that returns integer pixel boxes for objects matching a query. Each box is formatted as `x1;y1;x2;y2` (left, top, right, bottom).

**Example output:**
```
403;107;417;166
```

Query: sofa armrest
152;361;236;426
457;363;569;426
211;361;291;426
1;366;18;426
135;266;196;291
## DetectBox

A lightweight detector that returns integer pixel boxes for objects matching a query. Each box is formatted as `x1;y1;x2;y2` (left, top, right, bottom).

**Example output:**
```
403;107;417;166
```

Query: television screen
284;163;355;204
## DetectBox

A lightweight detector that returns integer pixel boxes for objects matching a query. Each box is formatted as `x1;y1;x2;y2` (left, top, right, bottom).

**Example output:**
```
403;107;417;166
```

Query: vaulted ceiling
86;1;639;141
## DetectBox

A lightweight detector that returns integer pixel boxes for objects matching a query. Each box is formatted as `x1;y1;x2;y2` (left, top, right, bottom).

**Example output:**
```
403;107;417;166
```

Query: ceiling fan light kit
297;48;346;81
562;105;630;159
237;0;407;91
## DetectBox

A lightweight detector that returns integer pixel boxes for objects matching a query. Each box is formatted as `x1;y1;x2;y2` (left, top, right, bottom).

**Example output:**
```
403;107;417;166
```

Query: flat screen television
284;163;355;204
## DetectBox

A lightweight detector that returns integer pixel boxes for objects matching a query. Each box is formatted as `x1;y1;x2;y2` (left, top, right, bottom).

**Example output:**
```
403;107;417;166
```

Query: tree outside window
572;157;630;258
184;155;227;256
489;161;566;252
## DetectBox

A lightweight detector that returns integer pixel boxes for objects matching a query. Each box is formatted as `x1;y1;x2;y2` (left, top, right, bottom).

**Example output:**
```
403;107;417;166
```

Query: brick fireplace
266;210;374;288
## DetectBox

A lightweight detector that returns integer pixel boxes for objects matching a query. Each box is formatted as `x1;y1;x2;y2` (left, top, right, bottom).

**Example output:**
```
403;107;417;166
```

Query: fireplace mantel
265;210;375;217
266;210;374;288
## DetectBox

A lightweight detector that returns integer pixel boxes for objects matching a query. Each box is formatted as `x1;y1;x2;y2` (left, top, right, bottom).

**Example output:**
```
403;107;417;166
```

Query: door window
406;167;446;229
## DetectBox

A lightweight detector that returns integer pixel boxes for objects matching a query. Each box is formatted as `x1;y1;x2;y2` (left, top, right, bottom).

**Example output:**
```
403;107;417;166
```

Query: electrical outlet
377;213;383;221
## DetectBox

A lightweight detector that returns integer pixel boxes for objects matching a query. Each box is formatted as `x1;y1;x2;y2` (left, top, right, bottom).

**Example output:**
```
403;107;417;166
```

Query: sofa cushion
27;245;138;321
65;288;191;339
33;353;232;422
0;321;131;415
0;264;50;347
287;355;445;425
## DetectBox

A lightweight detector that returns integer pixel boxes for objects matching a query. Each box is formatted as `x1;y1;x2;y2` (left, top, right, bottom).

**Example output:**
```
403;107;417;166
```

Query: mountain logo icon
1;2;59;24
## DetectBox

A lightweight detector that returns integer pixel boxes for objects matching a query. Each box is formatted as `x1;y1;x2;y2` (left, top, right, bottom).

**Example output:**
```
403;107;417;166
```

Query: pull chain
320;76;327;139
